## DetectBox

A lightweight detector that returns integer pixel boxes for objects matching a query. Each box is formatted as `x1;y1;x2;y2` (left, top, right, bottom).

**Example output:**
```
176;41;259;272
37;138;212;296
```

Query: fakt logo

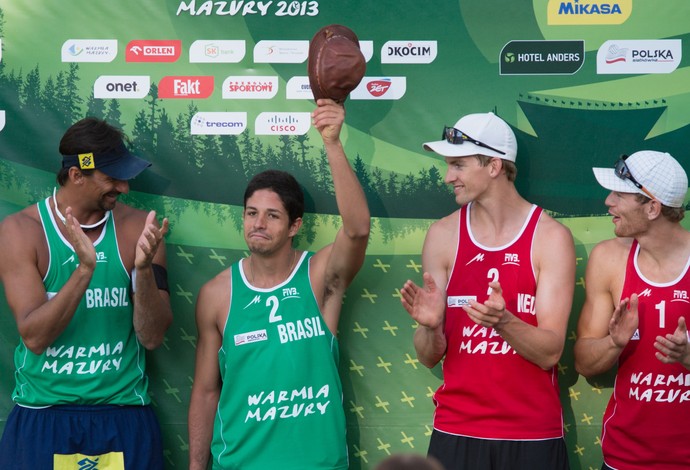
158;76;214;99
126;40;181;62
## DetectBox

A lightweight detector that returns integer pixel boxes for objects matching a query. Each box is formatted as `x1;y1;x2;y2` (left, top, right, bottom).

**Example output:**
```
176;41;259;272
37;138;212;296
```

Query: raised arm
0;208;96;354
131;210;173;349
310;99;371;333
188;273;227;470
574;239;631;377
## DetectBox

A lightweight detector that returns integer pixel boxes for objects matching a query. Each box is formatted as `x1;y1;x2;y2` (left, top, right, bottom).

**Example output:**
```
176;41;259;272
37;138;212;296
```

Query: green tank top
211;251;348;470
12;197;149;406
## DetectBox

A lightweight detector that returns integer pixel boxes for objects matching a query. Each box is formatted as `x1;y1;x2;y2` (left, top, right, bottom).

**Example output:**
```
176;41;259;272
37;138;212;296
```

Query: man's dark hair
56;117;127;185
244;170;305;225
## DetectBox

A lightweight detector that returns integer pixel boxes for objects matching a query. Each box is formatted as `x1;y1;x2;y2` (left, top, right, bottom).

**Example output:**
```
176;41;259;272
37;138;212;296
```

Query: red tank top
433;203;564;440
601;239;690;470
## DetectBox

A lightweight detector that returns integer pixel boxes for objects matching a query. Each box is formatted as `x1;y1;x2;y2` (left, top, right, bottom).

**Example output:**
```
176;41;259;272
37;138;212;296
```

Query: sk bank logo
94;76;151;99
61;39;118;63
547;0;632;25
126;40;181;62
191;112;247;135
159;76;214;99
255;113;311;136
189;40;245;63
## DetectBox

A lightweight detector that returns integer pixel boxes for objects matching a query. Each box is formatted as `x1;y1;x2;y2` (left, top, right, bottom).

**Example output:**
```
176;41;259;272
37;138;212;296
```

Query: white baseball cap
423;112;518;162
592;150;688;208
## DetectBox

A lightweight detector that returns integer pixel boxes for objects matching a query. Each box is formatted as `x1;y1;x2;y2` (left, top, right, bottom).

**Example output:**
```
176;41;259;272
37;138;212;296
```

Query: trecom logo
191;112;247;135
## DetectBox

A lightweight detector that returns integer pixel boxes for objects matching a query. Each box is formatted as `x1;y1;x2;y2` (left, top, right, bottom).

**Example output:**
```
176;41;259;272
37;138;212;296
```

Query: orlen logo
255;112;311;136
547;0;632;25
159;76;214;99
350;77;407;100
126;40;181;63
191;112;247;135
94;76;151;99
381;41;437;64
222;76;279;99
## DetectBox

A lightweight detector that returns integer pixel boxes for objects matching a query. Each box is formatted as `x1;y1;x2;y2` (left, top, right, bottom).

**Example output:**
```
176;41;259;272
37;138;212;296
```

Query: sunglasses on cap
442;126;506;156
614;154;657;201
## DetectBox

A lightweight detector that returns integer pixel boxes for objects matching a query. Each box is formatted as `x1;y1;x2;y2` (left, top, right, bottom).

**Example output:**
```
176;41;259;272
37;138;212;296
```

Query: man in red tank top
575;150;690;470
401;112;576;469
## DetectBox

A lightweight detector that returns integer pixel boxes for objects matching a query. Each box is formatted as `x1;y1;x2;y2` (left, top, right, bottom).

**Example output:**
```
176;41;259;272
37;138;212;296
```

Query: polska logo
597;40;681;74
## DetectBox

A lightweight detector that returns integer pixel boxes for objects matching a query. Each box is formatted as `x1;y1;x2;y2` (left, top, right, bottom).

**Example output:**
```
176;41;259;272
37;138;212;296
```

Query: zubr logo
126;40;181;62
597;40;682;74
94;76;151;99
547;0;632;25
159;76;214;99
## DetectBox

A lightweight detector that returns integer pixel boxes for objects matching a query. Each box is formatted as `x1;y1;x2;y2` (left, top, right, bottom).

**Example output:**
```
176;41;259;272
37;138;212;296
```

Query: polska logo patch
78;153;95;170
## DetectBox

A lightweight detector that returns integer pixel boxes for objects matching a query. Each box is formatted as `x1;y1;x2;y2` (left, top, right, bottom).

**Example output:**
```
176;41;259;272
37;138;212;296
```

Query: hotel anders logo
547;0;632;25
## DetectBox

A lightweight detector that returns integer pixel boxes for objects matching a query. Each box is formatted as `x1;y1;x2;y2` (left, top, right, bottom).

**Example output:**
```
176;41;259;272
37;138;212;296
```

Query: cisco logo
254;113;311;135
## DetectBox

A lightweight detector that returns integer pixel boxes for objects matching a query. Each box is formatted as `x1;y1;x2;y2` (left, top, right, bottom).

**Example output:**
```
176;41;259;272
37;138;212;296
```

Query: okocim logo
126;40;181;62
159;76;214;99
381;41;437;64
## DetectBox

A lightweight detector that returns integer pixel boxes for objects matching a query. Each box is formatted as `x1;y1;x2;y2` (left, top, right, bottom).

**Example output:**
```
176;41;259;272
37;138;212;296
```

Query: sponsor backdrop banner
0;0;689;468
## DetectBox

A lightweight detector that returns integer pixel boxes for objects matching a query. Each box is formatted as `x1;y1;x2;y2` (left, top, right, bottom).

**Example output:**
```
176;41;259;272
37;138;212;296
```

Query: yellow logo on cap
78;153;95;170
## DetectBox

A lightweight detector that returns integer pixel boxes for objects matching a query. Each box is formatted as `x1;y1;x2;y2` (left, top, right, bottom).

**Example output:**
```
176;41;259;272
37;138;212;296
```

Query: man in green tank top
0;118;173;469
188;99;371;469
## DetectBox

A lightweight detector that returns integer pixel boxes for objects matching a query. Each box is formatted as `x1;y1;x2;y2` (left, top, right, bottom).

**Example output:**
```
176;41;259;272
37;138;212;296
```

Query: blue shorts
0;404;163;470
428;429;570;470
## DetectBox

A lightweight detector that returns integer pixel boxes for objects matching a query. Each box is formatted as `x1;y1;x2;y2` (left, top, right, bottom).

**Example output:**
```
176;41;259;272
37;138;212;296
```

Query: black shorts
427;429;570;470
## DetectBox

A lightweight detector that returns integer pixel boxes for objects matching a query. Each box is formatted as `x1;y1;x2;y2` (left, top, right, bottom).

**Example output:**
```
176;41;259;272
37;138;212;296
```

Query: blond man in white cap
575;151;690;470
401;112;575;469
